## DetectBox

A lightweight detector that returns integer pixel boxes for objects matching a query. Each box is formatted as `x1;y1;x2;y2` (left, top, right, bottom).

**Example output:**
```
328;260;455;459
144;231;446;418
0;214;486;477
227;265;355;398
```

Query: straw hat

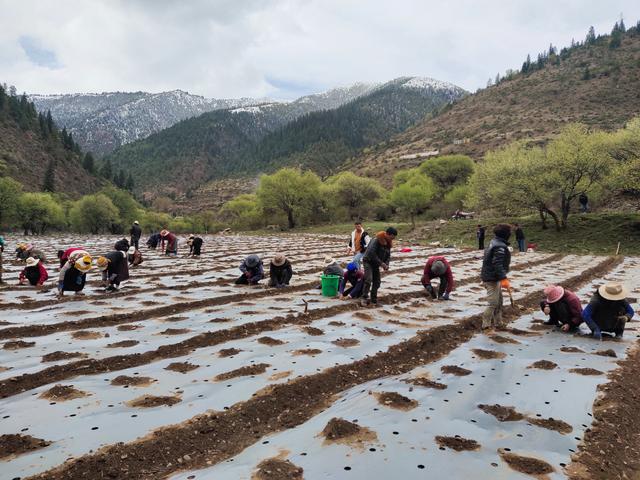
323;256;336;266
599;282;628;301
430;260;446;276
272;253;286;267
246;254;260;268
96;256;110;270
75;255;92;273
127;246;136;255
544;285;564;304
26;257;40;267
134;220;139;225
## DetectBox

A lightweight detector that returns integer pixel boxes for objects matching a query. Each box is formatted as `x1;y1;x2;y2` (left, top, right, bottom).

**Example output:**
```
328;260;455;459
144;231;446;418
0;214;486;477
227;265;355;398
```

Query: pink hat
544;285;564;304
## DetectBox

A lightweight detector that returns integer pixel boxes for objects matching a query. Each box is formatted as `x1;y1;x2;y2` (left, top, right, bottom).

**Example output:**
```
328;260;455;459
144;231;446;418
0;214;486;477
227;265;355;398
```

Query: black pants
478;238;484;250
362;261;381;302
269;270;292;287
131;237;140;250
235;273;263;285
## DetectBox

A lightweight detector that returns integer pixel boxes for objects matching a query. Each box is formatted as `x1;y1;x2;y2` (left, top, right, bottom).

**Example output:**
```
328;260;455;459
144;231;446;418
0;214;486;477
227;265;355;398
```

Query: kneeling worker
269;253;292;288
540;285;583;332
421;256;454;300
583;282;635;339
236;255;264;285
19;257;48;287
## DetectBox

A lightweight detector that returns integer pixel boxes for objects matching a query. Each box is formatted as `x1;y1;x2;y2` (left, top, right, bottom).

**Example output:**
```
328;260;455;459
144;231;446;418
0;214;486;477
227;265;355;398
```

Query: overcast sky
2;0;639;100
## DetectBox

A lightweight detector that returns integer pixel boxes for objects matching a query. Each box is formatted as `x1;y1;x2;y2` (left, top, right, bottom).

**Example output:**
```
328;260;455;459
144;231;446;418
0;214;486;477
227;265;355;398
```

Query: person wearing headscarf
160;230;178;256
269;253;292;288
127;246;143;267
187;235;203;257
540;285;583;332
360;227;398;307
15;243;47;263
235;254;264;285
339;262;364;300
18;257;49;287
583;282;635;339
58;254;92;297
480;224;512;330
97;251;130;292
421;256;454;300
57;247;85;268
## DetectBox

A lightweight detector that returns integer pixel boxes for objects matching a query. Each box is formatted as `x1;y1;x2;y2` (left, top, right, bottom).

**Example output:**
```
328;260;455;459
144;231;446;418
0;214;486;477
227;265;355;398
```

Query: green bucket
321;274;341;297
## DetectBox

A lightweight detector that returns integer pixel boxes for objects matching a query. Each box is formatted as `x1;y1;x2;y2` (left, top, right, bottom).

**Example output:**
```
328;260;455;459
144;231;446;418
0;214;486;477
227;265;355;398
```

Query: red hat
544;285;564;304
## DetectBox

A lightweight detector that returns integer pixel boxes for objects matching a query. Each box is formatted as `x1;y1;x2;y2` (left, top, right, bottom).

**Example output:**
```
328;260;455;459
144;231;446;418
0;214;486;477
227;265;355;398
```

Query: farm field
0;234;639;480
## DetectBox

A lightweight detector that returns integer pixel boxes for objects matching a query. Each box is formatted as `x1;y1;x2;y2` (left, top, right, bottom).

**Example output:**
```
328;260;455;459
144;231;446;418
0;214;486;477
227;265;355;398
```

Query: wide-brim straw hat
127;246;136;255
599;282;629;301
96;256;110;270
544;285;564;304
323;256;336;266
75;255;92;272
273;253;286;266
26;257;40;267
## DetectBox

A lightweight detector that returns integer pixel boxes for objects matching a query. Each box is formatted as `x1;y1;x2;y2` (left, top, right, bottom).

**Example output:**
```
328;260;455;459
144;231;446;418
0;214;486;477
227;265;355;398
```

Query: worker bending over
422;256;454;300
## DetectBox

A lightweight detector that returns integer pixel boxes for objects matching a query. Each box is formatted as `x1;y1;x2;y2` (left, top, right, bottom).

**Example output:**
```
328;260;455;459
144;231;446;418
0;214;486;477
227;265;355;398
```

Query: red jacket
541;289;583;326
161;233;178;253
20;263;49;286
421;256;454;294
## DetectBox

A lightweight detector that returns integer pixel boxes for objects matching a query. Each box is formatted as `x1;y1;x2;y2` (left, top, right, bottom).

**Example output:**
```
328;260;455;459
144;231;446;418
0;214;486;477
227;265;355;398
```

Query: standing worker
130;220;142;250
360;227;397;307
58;254;92;297
97;251;130;292
480;224;512;330
579;193;589;213
347;221;370;267
0;234;5;284
476;225;486;250
268;253;293;288
514;224;526;253
160;230;178;256
421;256;454;300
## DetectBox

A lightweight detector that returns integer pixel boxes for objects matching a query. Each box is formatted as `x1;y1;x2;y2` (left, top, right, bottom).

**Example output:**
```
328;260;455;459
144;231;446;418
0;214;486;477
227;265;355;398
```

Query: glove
425;284;436;298
593;329;602;341
440;292;450;301
500;279;511;289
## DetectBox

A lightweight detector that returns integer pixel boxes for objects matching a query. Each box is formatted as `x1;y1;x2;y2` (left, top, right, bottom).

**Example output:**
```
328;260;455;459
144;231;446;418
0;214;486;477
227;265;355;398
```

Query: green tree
418;155;475;192
99;186;142;233
0;176;23;227
256;168;322;229
68;194;120;234
125;173;135;191
100;158;113;179
139;210;172;233
18;192;66;234
585;25;596;44
389;175;436;227
82;153;95;174
42;159;56;192
220;194;264;230
322;171;384;220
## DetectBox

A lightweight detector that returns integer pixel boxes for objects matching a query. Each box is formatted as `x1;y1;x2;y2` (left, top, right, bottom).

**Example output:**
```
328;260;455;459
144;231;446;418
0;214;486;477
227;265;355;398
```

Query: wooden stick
616;242;621;256
302;298;309;314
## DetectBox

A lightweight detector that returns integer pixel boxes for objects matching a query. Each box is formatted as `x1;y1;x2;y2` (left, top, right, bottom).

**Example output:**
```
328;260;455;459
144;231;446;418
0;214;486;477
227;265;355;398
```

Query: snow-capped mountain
29;90;264;156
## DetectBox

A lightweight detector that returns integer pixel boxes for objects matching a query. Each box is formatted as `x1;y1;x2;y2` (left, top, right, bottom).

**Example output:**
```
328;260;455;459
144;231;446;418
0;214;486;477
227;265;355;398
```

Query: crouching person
583;282;635;339
160;230;178;256
422;256;454;300
236;255;264;285
58;254;92;297
187;235;204;257
127;246;143;267
269;253;292;288
540;285;583;332
339;262;364;300
97;251;130;292
19;257;48;287
57;247;86;268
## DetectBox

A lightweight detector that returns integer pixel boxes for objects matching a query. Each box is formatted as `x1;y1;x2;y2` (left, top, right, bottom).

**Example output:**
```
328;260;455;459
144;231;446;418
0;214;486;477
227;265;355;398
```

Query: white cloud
1;0;638;99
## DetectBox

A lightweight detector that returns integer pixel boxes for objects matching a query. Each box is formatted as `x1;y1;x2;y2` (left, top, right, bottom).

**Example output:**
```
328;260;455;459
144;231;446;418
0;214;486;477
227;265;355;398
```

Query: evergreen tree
495;73;501;84
46;110;55;135
126;173;135;191
609;29;622;49
619;18;625;32
42;159;56;192
83;152;95;174
585;26;596;44
100;158;113;179
115;169;126;188
582;66;591;80
521;54;532;73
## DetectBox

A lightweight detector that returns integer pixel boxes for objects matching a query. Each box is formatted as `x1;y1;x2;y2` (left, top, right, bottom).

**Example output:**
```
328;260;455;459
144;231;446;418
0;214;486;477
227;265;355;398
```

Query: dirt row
0;254;558;398
567;343;640;480
26;256;620;480
0;251;482;339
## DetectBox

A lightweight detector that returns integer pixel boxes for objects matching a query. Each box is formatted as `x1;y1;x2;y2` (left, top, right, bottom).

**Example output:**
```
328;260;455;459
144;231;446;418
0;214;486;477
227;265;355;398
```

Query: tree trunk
538;207;548;230
544;208;561;232
286;209;295;229
410;212;415;229
560;192;570;229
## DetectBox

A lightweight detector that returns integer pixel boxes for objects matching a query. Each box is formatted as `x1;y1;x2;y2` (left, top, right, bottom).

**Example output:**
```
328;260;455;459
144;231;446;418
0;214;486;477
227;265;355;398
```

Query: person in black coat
114;238;130;252
480;224;512;329
360;227;397;306
269;253;293;287
187;235;204;257
97;251;130;292
146;232;161;249
130;221;142;250
476;225;486;250
514;224;526;252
